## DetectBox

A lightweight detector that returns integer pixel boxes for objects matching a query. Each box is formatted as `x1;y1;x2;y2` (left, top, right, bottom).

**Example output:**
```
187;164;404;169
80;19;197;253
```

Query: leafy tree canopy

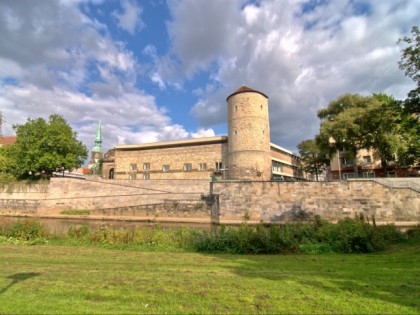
398;25;420;113
8;114;88;177
297;139;328;181
316;94;378;174
315;93;418;175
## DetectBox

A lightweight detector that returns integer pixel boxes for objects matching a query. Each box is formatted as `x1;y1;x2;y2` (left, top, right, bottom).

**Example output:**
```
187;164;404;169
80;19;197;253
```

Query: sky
0;0;418;158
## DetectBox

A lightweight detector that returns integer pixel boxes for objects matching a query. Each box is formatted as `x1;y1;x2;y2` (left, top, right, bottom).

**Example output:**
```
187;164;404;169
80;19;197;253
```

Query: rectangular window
129;163;137;171
183;163;192;172
363;172;375;178
363;156;372;163
343;173;356;179
199;163;207;171
387;171;396;177
272;161;283;173
162;165;170;172
215;162;223;171
143;163;150;170
143;173;150;180
129;174;136;180
340;158;354;166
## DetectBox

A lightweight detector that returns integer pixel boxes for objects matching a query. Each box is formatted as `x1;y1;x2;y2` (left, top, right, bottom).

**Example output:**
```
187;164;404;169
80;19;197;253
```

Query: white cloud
0;0;199;156
191;128;215;138
112;0;144;35
168;0;418;150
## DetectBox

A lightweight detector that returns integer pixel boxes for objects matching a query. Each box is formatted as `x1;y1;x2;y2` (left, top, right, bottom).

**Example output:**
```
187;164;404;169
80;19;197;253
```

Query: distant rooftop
0;136;16;146
116;136;228;150
226;85;268;101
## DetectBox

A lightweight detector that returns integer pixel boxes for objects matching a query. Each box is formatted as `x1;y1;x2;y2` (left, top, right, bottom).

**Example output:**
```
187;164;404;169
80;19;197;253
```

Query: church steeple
92;120;102;153
88;121;103;173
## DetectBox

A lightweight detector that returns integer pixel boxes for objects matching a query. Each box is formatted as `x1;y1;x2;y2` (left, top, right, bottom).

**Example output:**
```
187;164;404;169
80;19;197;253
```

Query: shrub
1;219;49;241
61;210;90;215
405;225;420;241
195;223;300;254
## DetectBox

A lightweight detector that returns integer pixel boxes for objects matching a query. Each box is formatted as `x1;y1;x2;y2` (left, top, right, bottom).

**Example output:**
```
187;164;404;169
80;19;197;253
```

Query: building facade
329;148;420;179
103;86;303;181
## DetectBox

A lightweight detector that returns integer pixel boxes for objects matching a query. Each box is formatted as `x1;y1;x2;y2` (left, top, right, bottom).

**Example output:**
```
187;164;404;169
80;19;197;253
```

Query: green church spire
92;120;102;153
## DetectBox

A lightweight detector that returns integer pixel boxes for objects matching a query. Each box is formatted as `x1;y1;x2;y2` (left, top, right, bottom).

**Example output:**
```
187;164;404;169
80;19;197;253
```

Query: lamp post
337;149;341;180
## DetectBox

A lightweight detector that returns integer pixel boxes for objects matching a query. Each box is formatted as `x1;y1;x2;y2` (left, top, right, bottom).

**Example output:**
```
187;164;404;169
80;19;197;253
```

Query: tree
316;94;376;176
297;139;328;181
362;94;410;174
316;93;418;178
398;25;420;113
9;114;88;177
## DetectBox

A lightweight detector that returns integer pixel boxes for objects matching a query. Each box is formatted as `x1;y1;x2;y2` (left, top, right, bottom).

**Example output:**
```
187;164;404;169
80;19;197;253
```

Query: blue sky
0;0;418;158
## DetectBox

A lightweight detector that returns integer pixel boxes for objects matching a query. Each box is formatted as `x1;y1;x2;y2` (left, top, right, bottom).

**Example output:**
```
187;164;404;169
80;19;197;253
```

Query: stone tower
88;120;103;171
227;86;271;180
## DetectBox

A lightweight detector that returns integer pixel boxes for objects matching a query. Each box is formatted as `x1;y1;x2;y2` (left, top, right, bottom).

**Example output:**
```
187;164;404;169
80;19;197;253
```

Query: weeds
60;210;91;215
0;217;417;254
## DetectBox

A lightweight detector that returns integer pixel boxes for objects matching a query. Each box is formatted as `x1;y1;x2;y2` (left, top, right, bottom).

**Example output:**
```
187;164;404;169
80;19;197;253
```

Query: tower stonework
227;86;272;180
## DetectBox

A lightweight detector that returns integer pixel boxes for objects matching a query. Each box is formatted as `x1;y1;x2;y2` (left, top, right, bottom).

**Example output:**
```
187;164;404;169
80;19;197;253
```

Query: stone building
103;86;303;181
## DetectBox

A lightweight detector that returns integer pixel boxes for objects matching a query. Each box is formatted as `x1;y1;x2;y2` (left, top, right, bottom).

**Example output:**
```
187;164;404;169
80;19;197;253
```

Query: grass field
0;243;419;314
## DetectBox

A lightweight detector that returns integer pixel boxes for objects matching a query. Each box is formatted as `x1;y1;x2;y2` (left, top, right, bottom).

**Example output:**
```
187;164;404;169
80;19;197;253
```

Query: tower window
234;130;237;135
235;105;238;112
261;104;263;110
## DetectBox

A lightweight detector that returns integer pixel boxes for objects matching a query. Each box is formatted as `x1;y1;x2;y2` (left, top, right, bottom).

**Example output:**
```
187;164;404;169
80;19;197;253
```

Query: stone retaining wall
0;178;418;225
211;180;419;224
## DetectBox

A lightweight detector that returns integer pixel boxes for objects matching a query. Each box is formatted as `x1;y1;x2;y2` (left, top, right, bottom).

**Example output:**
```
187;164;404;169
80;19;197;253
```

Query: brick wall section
211;180;419;224
0;178;211;219
1;178;419;225
115;142;227;180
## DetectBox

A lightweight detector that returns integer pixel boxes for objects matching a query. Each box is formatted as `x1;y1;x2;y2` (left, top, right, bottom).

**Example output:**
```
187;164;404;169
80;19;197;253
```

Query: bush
406;225;420;241
195;223;300;254
0;219;49;241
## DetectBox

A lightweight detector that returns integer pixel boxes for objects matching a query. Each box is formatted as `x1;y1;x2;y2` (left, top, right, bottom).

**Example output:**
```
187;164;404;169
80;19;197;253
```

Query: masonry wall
227;91;272;180
0;178;211;221
1;178;418;226
115;142;228;180
211;180;419;225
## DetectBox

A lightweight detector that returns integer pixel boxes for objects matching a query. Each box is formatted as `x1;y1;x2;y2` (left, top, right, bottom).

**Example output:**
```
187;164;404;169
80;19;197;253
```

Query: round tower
227;86;271;180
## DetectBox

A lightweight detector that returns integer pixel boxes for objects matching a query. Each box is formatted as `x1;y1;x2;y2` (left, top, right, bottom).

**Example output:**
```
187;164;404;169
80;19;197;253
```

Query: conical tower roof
226;85;268;101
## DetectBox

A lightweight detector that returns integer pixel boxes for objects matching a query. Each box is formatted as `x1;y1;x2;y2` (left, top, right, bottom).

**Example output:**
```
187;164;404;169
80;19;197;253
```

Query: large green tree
398;25;420;113
8;114;88;177
297;139;328;181
316;94;376;176
316;93;418;177
362;94;414;173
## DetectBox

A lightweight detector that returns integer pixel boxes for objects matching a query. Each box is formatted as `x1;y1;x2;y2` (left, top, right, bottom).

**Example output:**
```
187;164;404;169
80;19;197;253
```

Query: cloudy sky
0;0;417;158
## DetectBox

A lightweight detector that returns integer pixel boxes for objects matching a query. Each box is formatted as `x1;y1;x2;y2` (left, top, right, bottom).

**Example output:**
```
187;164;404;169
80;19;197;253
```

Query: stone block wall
211;180;419;224
0;178;211;221
115;142;228;180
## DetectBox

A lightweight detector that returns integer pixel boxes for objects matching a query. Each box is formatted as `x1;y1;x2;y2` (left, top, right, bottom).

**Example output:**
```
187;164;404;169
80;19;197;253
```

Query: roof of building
226;85;268;101
0;136;16;146
116;136;228;151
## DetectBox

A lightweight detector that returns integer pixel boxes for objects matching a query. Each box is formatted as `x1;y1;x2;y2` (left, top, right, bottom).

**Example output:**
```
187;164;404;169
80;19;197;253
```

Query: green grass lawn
0;244;419;314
